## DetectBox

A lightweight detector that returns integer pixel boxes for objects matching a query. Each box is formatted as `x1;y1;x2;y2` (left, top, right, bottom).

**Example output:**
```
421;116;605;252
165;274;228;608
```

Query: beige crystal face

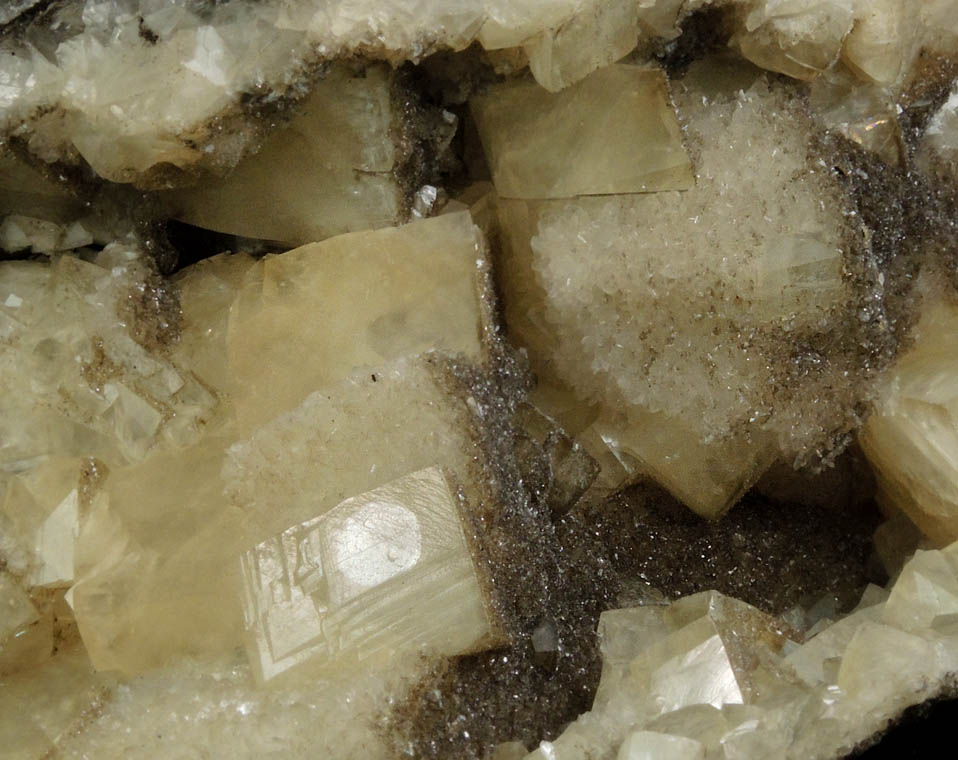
471;64;692;199
227;210;487;429
861;298;958;544
167;64;405;245
241;467;495;681
494;73;853;515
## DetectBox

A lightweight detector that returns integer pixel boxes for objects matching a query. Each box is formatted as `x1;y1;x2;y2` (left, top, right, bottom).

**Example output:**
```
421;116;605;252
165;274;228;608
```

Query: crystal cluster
529;542;958;760
492;69;870;516
1;1;958;759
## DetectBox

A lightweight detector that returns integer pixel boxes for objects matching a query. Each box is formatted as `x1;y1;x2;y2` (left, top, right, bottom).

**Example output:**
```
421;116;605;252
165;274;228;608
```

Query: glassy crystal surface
862;298;958;544
241;467;498;681
166;64;412;245
471;64;692;199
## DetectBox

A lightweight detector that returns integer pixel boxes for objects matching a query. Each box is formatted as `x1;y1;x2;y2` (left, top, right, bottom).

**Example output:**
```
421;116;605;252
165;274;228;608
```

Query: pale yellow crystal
172;251;256;396
0;571;38;642
71;355;499;673
523;0;642;92
227;211;487;430
241;466;497;682
0;645;105;758
734;0;854;81
841;0;918;86
166;64;407;245
590;410;776;519
493;74;849;515
471;64;692;200
881;544;958;632
861;297;958;544
810;65;903;165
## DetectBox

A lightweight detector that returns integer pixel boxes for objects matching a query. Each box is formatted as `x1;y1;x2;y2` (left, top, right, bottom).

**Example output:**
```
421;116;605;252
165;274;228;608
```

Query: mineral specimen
1;1;957;758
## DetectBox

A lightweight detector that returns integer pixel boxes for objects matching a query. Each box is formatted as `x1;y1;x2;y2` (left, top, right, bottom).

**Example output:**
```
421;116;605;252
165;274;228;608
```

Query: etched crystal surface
241;467;497;681
1;2;957;757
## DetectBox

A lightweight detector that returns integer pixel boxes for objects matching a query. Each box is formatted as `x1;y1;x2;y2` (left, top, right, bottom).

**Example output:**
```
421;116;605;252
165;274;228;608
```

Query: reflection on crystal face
241;467;494;681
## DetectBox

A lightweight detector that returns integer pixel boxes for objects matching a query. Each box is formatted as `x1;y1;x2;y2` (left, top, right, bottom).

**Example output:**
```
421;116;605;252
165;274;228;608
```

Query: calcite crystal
471;64;692;199
241;466;498;682
2;0;958;758
164;63;452;244
861;297;958;545
494;70;873;517
529;542;958;760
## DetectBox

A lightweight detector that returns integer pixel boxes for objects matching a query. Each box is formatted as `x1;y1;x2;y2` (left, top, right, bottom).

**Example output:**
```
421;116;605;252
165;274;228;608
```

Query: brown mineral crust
388;348;617;759
583;480;882;617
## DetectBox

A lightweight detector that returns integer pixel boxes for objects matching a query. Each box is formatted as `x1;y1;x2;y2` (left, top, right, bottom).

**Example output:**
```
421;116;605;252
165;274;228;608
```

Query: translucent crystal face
2;1;958;757
241;467;494;682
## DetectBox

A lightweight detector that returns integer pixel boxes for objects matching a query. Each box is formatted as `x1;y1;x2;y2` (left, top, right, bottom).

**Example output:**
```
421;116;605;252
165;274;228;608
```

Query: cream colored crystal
590;410;776;518
471;64;692;199
0;250;217;471
0;571;38;642
617;731;705;760
227;211;487;429
241;466;496;681
166;64;408;245
71;355;500;673
527;591;793;760
841;0;918;86
734;0;854;81
809;65;903;165
861;297;958;544
495;74;851;515
523;0;642;92
0;645;106;758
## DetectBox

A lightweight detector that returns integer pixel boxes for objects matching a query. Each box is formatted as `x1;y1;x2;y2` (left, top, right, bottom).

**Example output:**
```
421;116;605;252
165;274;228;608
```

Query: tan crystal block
241;466;499;682
166;64;406;245
841;0;918;86
0;572;38;642
0;250;217;469
537;592;793;760
617;731;705;760
0;215;93;255
861;299;958;544
591;410;776;519
784;592;885;686
836;620;941;713
636;0;687;39
71;355;497;673
471;65;692;199
227;211;487;429
734;1;854;81
523;0;642;92
0;457;81;585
